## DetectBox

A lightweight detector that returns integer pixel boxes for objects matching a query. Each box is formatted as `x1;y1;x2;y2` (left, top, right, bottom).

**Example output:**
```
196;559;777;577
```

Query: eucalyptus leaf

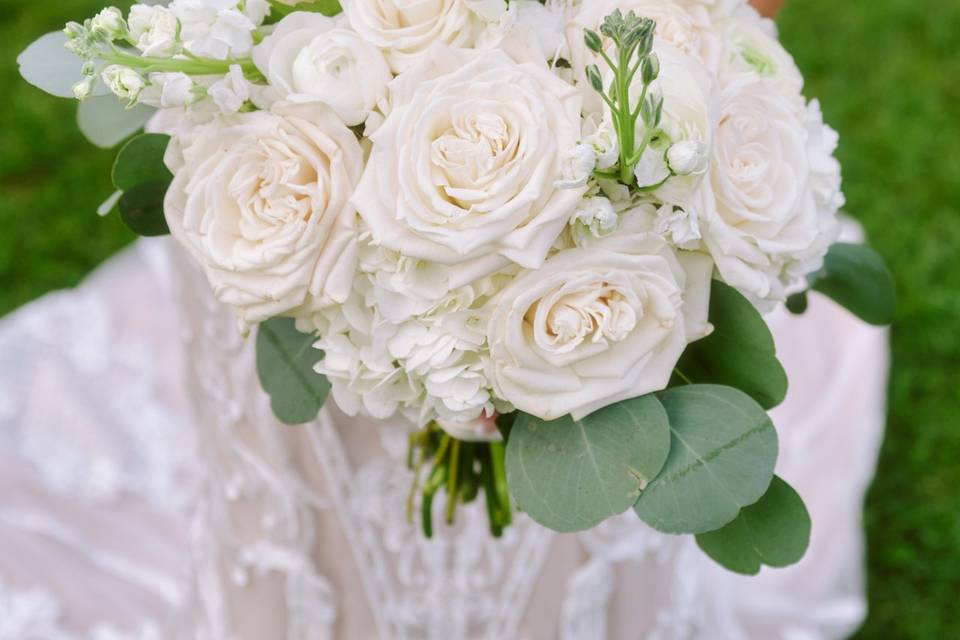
112;133;173;190
117;182;170;237
634;385;778;534
676;280;788;409
18;32;86;99
266;0;343;23
810;243;895;326
506;394;670;533
695;476;811;575
78;97;156;149
256;317;330;425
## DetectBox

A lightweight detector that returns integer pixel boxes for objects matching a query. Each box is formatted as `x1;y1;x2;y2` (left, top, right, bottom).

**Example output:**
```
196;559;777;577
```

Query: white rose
164;102;364;328
487;233;713;420
129;5;180;57
344;0;481;73
352;47;586;286
253;13;392;126
702;74;837;304
719;8;804;105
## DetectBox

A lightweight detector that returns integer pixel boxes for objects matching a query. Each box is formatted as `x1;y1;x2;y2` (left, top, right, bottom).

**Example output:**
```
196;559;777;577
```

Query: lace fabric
0;237;889;639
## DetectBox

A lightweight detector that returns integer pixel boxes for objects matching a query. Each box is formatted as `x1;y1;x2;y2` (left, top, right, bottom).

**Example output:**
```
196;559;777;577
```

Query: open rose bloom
21;0;893;566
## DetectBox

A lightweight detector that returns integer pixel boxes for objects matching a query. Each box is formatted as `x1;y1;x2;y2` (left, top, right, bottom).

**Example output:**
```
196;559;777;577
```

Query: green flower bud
586;64;603;93
642;53;660;85
584;29;603;54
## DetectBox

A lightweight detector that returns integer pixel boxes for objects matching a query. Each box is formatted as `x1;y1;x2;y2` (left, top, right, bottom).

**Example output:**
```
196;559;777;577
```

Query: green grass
2;1;959;637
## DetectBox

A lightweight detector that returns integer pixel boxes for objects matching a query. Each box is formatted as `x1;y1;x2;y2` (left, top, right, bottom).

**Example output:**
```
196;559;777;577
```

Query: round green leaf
695;476;811;575
811;243;895;326
677;280;788;410
118;182;171;237
256;317;330;425
634;385;778;534
18;32;87;99
78;97;156;149
506;395;671;533
112;133;173;191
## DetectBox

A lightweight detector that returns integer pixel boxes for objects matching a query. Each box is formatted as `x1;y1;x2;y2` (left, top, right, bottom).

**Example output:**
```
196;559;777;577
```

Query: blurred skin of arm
750;0;785;17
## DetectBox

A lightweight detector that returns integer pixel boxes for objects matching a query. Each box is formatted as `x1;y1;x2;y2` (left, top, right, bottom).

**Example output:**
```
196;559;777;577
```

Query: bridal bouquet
20;0;894;575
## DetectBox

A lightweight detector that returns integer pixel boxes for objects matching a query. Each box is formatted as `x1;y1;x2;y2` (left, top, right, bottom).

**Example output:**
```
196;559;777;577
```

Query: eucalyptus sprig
584;11;663;186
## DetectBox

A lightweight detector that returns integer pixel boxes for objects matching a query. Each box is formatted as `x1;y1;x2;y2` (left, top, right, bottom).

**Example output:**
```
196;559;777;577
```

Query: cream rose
719;7;804;106
702;74;836;304
344;0;483;73
487;233;713;420
164;102;364;328
352;47;586;285
253;13;392;126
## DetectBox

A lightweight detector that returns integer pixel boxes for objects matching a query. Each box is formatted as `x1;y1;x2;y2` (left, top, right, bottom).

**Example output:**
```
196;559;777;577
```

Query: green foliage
634;385;777;534
17;31;86;98
78;96;155;149
695;476;811;575
110;133;172;236
112;133;172;190
256;317;330;425
677;280;788;409
265;0;343;23
810;243;896;326
506;395;670;533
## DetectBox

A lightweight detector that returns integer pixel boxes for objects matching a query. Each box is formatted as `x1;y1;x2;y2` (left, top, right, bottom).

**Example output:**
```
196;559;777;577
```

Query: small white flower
102;65;146;102
208;65;250;114
152;72;195;107
633;146;671;189
654;204;702;250
666;140;709;176
72;76;95;100
170;0;257;59
91;7;126;38
583;117;619;171
128;5;180;57
571;196;618;239
557;143;598;189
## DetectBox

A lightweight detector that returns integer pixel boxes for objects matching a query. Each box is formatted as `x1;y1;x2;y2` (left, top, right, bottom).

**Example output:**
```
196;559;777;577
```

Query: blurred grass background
1;0;958;637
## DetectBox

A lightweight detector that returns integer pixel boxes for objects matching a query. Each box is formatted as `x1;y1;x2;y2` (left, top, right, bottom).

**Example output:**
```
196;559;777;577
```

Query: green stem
445;439;461;525
101;50;263;81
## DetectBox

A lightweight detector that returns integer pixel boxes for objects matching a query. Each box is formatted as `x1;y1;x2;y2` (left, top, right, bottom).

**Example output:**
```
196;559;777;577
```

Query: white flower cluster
105;0;842;433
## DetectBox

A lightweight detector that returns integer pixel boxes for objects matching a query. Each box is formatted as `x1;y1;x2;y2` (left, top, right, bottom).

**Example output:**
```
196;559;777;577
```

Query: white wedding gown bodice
0;237;888;640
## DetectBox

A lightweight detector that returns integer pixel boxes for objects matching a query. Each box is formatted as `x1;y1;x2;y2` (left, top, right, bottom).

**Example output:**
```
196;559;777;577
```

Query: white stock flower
569;0;723;97
139;72;196;108
344;0;483;73
353;47;586;289
91;7;126;38
654;203;702;250
702;74;839;304
582;115;619;170
170;0;258;59
666;139;709;175
477;0;568;61
253;13;391;126
164;102;364;328
487;233;713;420
208;64;251;113
129;5;180;57
571;196;619;239
102;65;146;101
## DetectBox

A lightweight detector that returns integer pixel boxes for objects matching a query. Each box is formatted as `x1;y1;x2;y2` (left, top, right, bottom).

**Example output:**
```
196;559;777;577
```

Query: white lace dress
0;237;888;640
